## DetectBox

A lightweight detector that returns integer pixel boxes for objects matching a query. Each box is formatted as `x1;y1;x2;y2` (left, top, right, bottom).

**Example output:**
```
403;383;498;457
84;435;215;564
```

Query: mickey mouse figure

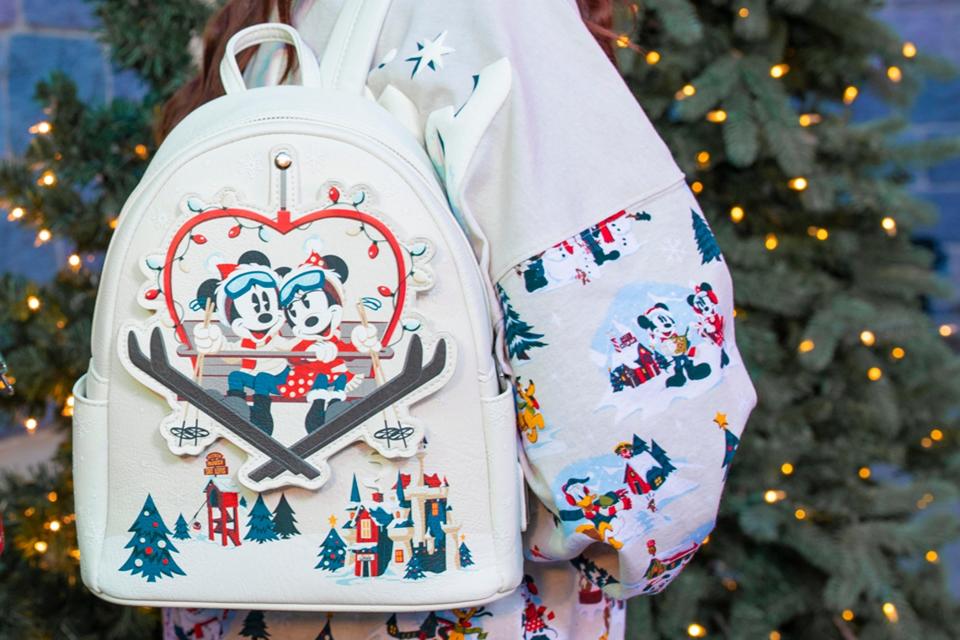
278;251;380;433
686;282;729;368
192;250;286;435
636;303;711;388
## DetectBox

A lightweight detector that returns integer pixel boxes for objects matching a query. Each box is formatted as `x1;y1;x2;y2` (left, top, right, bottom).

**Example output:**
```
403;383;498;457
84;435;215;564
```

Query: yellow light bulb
646;50;661;65
921;437;933;448
706;109;728;123
24;417;38;431
730;206;745;223
29;121;52;135
939;324;954;337
691;181;704;194
765;233;779;251
682;84;697;97
36;228;52;244
769;632;782;640
788;177;808;191
816;228;829;241
902;42;917;58
696;150;711;166
867;367;883;381
69;548;82;560
858;466;871;479
780;462;795;475
48;491;58;502
38;170;56;187
688;623;707;638
702;534;711;545
616;34;632;48
68;253;81;269
887;66;902;83
882;602;898;623
738;7;750;18
798;113;822;127
794;508;807;520
34;541;48;553
49;520;61;532
770;64;790;79
841;610;855;622
930;428;943;441
881;216;897;235
891;347;905;359
27;295;41;311
8;206;25;221
108;217;119;230
843;85;859;105
798;339;815;353
763;489;781;504
925;550;939;563
860;330;876;346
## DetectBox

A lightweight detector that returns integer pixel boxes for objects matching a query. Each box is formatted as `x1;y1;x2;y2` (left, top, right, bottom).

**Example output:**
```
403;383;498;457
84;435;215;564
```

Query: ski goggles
279;268;341;308
224;269;278;299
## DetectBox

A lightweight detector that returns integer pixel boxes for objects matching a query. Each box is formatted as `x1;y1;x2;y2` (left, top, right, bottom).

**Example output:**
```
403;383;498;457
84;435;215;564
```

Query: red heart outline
163;207;407;351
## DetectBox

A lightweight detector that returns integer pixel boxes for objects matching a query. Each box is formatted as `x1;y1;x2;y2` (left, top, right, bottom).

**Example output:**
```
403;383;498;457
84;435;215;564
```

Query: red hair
159;0;619;141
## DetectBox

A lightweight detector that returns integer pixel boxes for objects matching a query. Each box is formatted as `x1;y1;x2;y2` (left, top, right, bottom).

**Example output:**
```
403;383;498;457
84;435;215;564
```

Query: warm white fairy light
8;206;25;221
27;295;41;311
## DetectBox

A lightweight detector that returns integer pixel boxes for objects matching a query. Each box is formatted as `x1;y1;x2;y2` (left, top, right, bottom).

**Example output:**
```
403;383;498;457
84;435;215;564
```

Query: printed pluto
192;250;380;435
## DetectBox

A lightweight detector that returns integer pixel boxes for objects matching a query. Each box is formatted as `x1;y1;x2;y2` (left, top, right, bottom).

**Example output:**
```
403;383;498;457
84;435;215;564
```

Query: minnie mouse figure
686;282;729;368
278;252;379;433
192;250;287;435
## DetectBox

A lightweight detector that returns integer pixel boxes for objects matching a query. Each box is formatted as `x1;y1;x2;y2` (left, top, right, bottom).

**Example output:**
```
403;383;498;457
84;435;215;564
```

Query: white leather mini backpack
72;0;523;612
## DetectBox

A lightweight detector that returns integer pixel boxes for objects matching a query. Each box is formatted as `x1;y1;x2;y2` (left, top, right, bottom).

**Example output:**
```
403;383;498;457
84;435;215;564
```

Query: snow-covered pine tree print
691;209;723;264
244;494;278;544
497;284;547;361
271;493;300;539
239;610;270;639
172;513;190;540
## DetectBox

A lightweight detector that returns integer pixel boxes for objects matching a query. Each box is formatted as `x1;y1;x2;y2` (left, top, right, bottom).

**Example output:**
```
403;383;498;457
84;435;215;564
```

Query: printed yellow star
328;514;337;527
714;412;729;430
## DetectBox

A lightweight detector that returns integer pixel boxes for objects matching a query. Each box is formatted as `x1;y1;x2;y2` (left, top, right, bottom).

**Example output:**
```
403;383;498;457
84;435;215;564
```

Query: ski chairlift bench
175;319;394;403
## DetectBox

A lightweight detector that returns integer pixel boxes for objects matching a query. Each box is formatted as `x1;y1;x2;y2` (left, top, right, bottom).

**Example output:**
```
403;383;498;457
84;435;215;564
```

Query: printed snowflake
657;238;691;265
406;31;455;78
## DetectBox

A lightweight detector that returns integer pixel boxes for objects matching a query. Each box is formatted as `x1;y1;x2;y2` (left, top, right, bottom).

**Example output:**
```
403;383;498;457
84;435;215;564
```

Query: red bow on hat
303;252;326;268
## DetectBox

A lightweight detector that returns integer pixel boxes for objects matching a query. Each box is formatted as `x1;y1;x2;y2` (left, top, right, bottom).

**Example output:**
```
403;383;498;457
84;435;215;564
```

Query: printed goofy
636;303;711;388
279;252;379;433
193;250;287;435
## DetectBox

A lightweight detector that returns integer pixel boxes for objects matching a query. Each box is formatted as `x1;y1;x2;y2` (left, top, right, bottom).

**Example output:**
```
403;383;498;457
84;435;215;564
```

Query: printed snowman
192;250;287;435
278;251;380;433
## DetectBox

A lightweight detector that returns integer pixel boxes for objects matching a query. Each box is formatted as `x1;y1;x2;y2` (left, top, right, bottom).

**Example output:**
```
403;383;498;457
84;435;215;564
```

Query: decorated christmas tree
459;539;474;567
244;494;279;544
272;493;300;539
173;513;191;540
118;495;186;582
239;610;270;640
497;284;547;361
315;524;347;572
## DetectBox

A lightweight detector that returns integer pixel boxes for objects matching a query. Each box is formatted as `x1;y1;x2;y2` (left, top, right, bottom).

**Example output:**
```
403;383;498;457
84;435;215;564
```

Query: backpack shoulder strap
320;0;392;94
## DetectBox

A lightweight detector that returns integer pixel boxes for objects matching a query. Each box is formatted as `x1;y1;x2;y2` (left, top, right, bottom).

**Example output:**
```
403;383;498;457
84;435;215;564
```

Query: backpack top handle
220;22;324;95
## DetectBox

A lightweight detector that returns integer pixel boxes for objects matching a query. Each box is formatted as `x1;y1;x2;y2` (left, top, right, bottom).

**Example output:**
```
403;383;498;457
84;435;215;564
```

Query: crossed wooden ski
127;328;447;482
